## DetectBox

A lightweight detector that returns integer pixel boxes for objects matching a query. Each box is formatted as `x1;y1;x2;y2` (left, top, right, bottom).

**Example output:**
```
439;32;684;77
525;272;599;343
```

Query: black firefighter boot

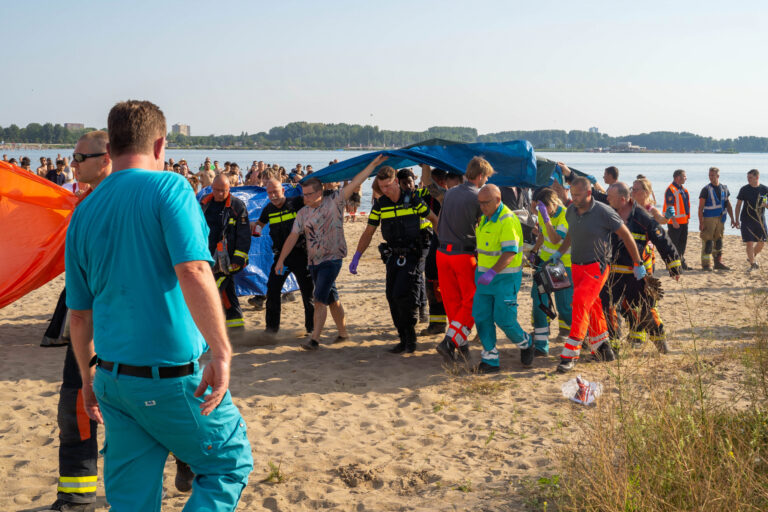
714;254;730;271
389;328;408;354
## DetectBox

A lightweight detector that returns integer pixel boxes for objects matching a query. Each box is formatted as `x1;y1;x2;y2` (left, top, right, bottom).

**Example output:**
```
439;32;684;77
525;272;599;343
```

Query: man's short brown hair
376;165;396;181
571;176;591;190
465;156;495;180
302;177;322;193
107;100;166;158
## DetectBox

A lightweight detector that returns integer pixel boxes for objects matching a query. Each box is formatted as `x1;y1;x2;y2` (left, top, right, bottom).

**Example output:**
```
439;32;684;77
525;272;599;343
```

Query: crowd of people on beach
5;103;768;511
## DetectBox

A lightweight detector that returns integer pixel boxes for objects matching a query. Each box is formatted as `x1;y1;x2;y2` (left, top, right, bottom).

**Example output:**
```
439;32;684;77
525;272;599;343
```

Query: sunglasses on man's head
72;152;107;163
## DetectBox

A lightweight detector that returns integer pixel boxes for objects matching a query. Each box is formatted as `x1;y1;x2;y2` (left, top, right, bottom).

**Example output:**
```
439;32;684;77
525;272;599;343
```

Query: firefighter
603;182;682;353
201;174;251;328
472;184;534;373
698;166;736;271
349;165;438;353
529;187;573;356
251;178;314;336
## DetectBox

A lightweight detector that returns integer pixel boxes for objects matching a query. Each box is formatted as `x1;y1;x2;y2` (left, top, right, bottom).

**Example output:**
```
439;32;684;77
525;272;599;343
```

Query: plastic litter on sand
561;375;602;406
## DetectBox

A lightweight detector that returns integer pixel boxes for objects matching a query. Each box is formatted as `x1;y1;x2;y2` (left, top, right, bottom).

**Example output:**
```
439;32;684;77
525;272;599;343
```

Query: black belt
438;242;475;253
96;358;196;379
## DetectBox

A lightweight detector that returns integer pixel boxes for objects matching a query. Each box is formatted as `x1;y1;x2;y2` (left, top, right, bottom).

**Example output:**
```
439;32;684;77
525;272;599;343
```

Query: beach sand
1;224;764;511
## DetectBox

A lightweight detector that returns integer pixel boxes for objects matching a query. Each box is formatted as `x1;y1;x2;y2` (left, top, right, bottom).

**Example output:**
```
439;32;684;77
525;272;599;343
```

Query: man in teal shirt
66;100;252;511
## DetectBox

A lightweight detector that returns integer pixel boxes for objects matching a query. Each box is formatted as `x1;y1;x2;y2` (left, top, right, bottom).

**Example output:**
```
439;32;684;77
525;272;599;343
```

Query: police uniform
416;186;446;334
368;190;430;353
531;206;573;354
258;195;314;333
600;203;682;352
202;192;251;328
472;203;532;368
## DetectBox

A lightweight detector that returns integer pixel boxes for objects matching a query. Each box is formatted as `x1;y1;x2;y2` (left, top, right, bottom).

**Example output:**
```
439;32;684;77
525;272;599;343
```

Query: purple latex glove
537;202;550;223
477;269;497;285
349;251;362;274
526;252;537;266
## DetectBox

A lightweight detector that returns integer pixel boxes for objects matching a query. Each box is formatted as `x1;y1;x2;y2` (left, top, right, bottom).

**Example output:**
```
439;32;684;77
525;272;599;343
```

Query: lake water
10;148;767;234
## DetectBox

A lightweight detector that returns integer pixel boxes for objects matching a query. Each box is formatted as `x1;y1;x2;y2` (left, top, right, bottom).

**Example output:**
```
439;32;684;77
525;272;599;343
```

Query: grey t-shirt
436;182;482;254
566;199;624;266
293;189;347;265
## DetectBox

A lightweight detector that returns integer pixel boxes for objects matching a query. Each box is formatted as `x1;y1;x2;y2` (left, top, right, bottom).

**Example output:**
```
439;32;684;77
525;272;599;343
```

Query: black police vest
381;192;422;248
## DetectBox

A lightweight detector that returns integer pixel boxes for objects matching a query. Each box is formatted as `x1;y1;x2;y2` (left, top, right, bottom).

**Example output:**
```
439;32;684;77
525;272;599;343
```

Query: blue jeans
472;272;530;367
93;364;253;512
309;258;342;305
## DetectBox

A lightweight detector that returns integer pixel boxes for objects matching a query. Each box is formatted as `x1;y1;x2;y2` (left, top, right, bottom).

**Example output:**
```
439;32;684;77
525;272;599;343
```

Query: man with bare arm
65;101;252;511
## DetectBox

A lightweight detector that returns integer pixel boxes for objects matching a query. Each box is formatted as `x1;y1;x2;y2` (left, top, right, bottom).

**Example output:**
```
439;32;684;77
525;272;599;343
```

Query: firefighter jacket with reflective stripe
368;190;429;248
701;183;730;219
610;203;682;276
476;203;523;274
537;205;571;267
201;193;251;267
664;183;690;224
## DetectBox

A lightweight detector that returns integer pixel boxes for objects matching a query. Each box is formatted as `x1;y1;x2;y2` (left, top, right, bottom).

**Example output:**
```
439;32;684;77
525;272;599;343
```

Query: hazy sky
3;0;767;138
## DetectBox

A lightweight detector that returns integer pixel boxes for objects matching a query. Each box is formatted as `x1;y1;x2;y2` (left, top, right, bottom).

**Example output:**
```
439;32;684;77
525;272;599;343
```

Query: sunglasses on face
72;152;107;163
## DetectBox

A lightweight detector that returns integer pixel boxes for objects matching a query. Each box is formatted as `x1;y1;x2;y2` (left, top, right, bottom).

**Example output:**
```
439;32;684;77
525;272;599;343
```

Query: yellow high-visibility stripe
228;218;236;224
380;208;418;219
216;276;226;287
226;319;244;327
59;476;98;483
268;211;297;224
233;250;248;259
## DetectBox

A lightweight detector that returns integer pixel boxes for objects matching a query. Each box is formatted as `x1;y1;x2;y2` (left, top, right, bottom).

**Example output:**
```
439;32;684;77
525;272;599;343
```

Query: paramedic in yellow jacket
472;184;534;374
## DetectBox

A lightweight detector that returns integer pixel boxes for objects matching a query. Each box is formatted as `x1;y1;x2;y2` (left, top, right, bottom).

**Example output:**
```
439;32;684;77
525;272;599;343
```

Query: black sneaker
420;324;446;336
40;336;69;347
264;327;279;335
702;266;713;272
556;358;576;373
595;342;616;362
534;349;548;358
388;342;407;354
714;261;730;271
301;339;320;351
476;362;500;374
520;343;535;368
435;337;456;363
43;500;96;512
175;458;194;492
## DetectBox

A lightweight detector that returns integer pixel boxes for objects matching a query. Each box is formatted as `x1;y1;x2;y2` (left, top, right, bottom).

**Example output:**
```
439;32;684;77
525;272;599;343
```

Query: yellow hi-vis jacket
476;203;523;274
538;205;571;267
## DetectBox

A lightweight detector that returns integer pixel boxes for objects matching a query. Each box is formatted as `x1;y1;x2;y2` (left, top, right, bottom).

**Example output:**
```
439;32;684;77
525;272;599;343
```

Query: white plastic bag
561;375;602;406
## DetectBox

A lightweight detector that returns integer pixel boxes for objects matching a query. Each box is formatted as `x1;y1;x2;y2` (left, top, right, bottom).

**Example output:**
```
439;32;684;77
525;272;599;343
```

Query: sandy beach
1;223;764;511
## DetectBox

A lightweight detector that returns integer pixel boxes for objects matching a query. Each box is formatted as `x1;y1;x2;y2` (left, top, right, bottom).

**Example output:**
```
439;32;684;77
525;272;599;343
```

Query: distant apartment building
588;127;599;133
172;123;191;136
65;123;84;131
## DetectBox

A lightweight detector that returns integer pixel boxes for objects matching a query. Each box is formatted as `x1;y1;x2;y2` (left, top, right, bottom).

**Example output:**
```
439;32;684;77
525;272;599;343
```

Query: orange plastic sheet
0;161;77;309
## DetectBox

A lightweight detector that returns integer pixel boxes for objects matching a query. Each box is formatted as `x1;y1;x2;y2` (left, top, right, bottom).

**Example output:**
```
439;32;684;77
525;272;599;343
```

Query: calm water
10;148;767;233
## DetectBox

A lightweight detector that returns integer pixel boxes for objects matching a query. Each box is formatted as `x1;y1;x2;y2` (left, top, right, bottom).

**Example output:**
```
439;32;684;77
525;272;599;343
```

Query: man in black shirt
253;178;314;334
46;159;67;186
349;166;438;354
735;169;768;271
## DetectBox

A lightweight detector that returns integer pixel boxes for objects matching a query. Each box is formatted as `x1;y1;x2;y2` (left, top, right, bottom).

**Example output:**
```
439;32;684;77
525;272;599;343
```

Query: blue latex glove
349;251;362;275
550;250;562;263
664;206;675;219
477;269;497;285
633;263;647;280
537;202;550;223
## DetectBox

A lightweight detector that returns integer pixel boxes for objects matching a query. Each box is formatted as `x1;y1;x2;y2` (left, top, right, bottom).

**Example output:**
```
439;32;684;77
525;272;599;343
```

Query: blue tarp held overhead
197;184;301;297
306;139;596;188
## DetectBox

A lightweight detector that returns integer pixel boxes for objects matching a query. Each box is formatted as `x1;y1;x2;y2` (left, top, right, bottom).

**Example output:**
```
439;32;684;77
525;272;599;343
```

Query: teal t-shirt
65;169;214;366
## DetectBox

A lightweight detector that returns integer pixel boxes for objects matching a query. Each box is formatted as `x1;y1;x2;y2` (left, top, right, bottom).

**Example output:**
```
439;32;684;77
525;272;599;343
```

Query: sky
3;0;768;139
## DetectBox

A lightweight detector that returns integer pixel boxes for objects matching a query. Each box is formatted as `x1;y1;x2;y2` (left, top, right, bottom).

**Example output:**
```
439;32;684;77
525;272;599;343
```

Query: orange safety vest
664;183;689;225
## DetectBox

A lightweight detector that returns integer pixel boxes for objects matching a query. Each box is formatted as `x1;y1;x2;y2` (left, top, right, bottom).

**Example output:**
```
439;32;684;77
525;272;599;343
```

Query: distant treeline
2;121;767;152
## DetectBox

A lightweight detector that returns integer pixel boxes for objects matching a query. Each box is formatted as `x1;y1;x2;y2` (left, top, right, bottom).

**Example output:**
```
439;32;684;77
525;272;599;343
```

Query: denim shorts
309;258;342;305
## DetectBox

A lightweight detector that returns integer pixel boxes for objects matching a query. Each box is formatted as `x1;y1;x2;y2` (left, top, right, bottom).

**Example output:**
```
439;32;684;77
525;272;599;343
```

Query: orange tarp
0;161;77;309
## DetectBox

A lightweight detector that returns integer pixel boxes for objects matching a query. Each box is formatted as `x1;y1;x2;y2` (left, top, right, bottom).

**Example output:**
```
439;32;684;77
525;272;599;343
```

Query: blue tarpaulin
305;139;596;188
197;185;301;297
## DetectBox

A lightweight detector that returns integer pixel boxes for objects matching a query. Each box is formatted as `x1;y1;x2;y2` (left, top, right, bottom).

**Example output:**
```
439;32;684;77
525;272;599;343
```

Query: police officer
349;165;438;353
251;178;314;336
472;184;534;373
603;182;682;353
201;174;251;328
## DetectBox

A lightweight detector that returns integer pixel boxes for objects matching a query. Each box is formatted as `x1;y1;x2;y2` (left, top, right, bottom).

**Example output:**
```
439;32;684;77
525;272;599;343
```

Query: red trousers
561;262;609;360
436;251;476;346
